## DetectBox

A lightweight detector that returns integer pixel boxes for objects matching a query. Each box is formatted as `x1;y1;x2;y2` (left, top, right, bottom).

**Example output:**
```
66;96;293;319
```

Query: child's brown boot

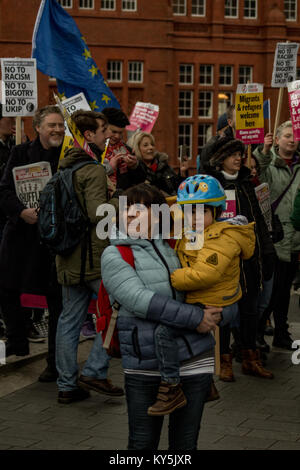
147;382;187;416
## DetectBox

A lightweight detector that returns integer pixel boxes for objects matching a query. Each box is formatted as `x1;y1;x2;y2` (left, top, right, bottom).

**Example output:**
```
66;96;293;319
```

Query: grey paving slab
268;441;300;450
0;296;300;450
215;435;277;450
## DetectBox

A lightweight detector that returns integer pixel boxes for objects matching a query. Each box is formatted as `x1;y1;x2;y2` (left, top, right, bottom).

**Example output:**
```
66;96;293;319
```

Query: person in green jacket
254;121;300;349
55;110;123;404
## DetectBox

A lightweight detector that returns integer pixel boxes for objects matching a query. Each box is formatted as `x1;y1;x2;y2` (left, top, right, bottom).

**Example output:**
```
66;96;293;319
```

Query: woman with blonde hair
128;131;186;196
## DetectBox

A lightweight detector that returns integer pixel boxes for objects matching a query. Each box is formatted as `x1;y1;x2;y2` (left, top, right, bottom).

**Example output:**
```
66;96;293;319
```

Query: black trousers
1;270;62;366
261;254;298;334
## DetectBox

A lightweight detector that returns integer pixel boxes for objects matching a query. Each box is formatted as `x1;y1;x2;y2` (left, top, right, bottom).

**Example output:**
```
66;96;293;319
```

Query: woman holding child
101;183;236;450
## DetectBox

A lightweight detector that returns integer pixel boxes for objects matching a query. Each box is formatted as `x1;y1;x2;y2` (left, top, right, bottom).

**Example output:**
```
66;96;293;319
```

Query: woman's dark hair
118;183;172;237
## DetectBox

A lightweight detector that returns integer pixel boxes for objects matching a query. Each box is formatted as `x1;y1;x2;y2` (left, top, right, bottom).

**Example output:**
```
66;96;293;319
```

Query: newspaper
255;182;272;231
12;161;52;209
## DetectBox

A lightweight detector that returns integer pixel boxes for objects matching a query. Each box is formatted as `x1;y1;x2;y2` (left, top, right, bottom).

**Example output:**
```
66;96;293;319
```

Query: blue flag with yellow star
32;0;120;111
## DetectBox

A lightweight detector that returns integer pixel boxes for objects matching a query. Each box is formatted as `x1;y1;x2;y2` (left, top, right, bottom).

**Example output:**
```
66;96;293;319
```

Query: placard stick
274;87;284;138
214;326;220;376
247;144;252;168
15;116;22;145
268;99;271;134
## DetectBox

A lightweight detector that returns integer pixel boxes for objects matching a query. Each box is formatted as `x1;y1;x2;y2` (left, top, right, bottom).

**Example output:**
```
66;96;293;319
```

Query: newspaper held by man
13;161;52;209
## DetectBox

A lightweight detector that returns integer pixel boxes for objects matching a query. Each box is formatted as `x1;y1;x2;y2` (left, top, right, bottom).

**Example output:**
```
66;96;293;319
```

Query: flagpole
31;0;46;55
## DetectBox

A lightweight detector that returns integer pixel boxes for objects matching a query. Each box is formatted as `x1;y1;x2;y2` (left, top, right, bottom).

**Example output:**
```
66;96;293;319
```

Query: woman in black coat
129;132;185;197
202;137;276;381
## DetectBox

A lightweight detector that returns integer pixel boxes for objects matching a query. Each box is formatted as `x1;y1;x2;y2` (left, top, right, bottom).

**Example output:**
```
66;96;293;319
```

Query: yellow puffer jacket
171;221;256;307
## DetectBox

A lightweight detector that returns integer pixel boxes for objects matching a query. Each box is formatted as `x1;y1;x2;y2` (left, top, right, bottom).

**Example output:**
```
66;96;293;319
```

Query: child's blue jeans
154;302;238;384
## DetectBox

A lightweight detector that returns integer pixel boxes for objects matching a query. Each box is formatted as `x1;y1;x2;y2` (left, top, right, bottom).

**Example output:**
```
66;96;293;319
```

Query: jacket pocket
131;327;142;359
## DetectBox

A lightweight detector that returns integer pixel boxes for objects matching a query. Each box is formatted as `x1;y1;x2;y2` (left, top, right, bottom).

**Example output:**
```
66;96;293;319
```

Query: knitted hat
209;137;245;169
217;113;228;131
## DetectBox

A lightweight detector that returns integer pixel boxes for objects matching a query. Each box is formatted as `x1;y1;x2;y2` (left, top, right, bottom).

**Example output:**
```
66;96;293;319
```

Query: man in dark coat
199;104;235;172
0;105;16;239
0;106;64;372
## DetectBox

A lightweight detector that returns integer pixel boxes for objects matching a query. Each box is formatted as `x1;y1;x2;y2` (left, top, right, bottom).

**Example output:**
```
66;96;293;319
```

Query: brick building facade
0;0;299;166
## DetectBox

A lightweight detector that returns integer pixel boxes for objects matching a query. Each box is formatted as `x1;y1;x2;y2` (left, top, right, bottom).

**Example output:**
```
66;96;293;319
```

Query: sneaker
38;366;58;383
80;320;97;339
57;388;90;404
77;376;124;396
147;382;187;416
33;319;48;338
27;325;46;343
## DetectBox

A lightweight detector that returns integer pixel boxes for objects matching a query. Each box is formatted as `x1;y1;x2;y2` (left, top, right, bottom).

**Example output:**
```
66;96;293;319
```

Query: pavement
0;297;300;451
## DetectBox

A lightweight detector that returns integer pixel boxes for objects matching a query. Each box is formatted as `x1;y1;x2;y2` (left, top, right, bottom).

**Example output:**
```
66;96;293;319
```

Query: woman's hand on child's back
196;306;222;334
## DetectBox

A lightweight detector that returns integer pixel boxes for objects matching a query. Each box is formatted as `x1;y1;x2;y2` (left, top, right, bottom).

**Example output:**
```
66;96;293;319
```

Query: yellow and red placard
235;83;264;145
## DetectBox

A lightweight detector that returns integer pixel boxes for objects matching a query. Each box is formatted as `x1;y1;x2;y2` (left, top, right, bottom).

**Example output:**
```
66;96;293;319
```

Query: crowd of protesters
0;102;300;450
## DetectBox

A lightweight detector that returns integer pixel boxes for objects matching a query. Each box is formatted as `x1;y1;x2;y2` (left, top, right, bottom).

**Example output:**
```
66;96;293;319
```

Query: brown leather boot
220;353;235;382
147;382;187;416
242;349;274;379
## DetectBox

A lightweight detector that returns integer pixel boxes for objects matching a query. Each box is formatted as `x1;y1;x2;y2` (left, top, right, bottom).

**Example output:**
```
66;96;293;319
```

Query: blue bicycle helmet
177;174;226;210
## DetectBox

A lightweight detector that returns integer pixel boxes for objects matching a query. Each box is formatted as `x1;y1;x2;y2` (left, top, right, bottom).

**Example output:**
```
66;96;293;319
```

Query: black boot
273;330;293;350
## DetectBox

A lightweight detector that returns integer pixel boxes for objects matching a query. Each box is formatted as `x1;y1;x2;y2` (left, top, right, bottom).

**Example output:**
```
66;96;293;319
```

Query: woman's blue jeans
125;372;212;450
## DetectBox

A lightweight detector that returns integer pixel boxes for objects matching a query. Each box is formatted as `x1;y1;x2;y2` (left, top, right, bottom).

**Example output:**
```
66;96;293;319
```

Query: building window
219;65;233;86
244;0;257;18
239;66;253;83
199;65;213;85
218;91;233;115
107;61;122;82
178;124;192;156
57;0;72;7
191;0;205;16
198;91;213;118
122;0;137;11
198;124;212;153
101;0;115;9
179;64;194;85
128;61;143;83
297;67;300;80
79;0;94;8
179;91;193;117
172;0;186;16
225;0;238;18
284;0;297;21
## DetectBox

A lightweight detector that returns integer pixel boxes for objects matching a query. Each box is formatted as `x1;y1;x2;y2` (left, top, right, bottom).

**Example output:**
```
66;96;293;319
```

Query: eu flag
32;0;120;111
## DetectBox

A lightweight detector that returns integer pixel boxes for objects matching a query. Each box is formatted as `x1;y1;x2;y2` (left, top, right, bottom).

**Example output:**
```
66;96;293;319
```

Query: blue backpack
38;160;99;262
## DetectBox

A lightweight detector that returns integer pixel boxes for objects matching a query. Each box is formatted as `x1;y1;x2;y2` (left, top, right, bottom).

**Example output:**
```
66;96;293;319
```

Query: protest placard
1;58;37;116
13;161;52;209
271;43;299;88
219;190;236;220
235;83;264;145
288;80;300;141
255;183;272;231
54;92;96;160
126;102;159;133
62;92;91;137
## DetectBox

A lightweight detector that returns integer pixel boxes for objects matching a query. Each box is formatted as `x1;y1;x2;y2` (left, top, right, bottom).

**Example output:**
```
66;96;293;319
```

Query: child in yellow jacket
148;175;255;417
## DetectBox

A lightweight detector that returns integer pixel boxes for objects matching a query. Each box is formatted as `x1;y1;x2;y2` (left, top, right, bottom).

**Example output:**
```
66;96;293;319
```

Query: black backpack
38;160;100;279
